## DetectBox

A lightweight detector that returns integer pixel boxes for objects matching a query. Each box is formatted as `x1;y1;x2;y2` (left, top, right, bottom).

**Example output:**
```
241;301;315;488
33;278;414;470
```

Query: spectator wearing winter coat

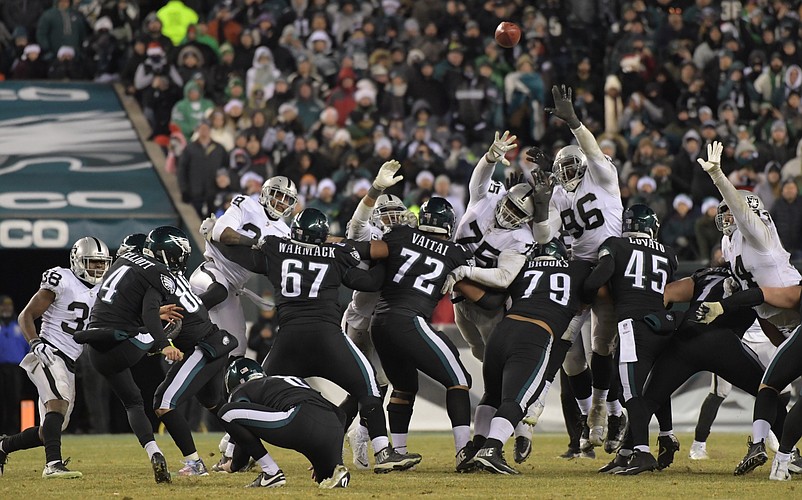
661;194;698;260
156;0;198;46
771;179;802;259
246;46;281;100
306;30;337;85
10;44;47;79
292;80;325;132
142;74;182;141
134;43;183;91
178;120;227;217
171;80;214;139
48;45;90;80
754;161;783;212
695;197;722;265
36;0;87;60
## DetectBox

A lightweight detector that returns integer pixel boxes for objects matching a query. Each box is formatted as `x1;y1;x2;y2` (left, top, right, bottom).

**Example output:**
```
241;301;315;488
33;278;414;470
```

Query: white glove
253;235;268;250
200;214;217;241
30;339;56;367
485;130;518;166
440;266;470;294
723;276;741;298
696;141;723;175
694;301;724;324
373;159;403;191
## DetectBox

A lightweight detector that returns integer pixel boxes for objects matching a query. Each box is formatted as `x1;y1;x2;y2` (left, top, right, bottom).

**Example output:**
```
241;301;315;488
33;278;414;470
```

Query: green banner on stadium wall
0;82;177;249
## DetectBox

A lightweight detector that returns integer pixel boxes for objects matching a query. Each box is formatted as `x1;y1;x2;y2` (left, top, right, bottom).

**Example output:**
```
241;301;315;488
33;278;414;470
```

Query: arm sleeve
709;172;772;251
572;124;619;191
342;263;386;292
533;201;561;244
583;253;615;298
461;250;526;289
475;290;508;310
347;199;374;240
720;287;765;311
468;155;495;205
216;245;268;273
212;201;244;242
142;287;169;351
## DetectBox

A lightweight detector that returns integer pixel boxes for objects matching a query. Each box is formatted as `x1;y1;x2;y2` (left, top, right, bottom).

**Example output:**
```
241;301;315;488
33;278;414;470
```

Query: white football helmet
495;183;536;229
371;194;417;232
552;145;587;192
70;237;112;285
715;190;765;236
259;176;298;219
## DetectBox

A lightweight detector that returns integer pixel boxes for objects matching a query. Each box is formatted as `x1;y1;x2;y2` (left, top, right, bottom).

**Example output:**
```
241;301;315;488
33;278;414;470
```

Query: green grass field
0;432;799;498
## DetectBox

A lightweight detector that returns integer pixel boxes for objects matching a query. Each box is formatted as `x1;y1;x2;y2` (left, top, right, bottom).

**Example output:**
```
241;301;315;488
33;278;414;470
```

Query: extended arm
349;239;390;261
347;160;404;239
583;253;615;300
533;200;561;244
342;263;387;292
18;289;56;343
453;280;507;310
453;250;526;289
468;131;518;204
663;278;695;306
142;286;171;351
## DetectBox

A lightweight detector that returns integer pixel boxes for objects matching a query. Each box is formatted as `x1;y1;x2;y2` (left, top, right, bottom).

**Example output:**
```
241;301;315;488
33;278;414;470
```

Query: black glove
531;167;554;222
545;85;581;129
525;146;551;169
504;172;525;191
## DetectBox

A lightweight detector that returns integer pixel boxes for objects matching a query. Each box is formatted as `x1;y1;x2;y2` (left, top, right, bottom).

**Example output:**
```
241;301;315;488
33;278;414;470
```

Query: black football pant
262;324;386;441
87;339;155;447
480;317;552;428
220;401;344;482
757;325;802;453
642;328;787;442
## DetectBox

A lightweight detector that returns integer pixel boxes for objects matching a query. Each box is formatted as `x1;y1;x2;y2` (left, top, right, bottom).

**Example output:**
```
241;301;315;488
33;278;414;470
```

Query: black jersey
229;375;336;412
506;259;593;334
601;236;678;321
90;252;173;332
676;267;757;338
374;225;474;319
168;273;217;352
260;236;363;327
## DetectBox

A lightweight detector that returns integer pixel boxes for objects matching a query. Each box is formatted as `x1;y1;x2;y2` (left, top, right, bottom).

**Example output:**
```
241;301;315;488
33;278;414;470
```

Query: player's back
205;194;290;289
375;225;473;319
89;252;173;332
676;267;756;338
38;266;99;361
261;236;360;327
231;375;337;412
603;236;677;321
506;259;592;335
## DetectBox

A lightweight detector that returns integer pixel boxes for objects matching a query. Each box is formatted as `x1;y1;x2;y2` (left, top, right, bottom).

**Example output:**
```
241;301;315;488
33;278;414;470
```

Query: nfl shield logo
160;274;176;294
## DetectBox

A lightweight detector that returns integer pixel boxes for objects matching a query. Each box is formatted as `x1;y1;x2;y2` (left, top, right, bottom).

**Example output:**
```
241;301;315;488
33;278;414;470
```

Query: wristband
368;185;383;199
29;337;42;347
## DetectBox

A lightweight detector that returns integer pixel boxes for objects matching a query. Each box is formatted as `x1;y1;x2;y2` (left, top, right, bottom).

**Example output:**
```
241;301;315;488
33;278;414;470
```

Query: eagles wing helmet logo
169;234;191;254
160;274;176;294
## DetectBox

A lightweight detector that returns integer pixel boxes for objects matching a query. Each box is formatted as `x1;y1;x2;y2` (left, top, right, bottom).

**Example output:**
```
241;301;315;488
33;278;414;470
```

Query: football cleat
319;465;350;489
373;447;421;474
42;461;83;479
788;449;802;474
689;441;709;460
770;457;791;481
474;446;520;475
734;438;768;476
579;414;594;453
657;434;680;470
178;458;209;476
598;452;629;474
455;442;478;473
151;452;171;484
616;450;659;476
522;399;545;426
604;413;627;454
580;448;596;459
246;469;286;488
587;400;607;447
559;447;581;460
347;426;370;470
514;435;532;464
212;455;233;473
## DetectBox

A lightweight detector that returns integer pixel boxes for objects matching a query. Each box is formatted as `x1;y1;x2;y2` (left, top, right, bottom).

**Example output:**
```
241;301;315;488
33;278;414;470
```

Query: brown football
495;21;521;48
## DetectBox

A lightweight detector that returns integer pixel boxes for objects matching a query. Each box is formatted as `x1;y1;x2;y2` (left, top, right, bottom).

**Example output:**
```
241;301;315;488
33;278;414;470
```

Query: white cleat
347;427;370;470
770;457;791;481
689;441;709;460
587;400;607;447
42;462;82;479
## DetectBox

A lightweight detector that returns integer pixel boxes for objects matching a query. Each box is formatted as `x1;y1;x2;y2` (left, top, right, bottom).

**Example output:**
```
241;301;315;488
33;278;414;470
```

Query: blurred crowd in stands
3;0;802;262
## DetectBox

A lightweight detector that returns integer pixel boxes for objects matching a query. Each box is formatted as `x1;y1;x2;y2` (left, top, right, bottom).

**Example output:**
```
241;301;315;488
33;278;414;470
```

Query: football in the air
495;21;521;48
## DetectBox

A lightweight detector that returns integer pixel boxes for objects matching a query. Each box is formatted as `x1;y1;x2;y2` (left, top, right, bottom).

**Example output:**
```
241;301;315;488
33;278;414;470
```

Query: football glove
485;130;518;166
441;266;470;294
694;301;724;324
200;214;217;241
373;160;403;191
30;338;56;367
525;146;551;168
504;172;525;191
696;141;724;175
723;276;741;298
545;85;581;129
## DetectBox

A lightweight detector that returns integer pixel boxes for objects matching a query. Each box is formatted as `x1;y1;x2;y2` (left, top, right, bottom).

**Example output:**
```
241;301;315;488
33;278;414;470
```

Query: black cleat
0;435;7;476
734;438;768;476
151;452;171;484
616;450;659;475
474;446;520;475
246;469;286;488
598;451;629;474
579;414;594;453
456;442;478;473
514;436;532;464
788;449;802;474
559;447;581;459
604;414;627;454
373;447;422;474
657;434;680;470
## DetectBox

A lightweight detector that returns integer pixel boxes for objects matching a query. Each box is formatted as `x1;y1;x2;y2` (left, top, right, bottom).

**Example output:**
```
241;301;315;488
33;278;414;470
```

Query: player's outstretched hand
162;345;184;362
159;304;184;322
30;338;56;367
531;167;555;205
694;301;724;324
441;266;469;294
485;131;517;166
504;171;525;191
525;146;550;167
696;141;723;175
545;85;581;129
200;214;217;241
373;159;403;191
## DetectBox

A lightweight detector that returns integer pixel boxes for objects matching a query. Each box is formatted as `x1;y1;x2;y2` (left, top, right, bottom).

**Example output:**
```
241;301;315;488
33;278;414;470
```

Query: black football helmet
225;358;266;393
622;204;660;239
418;197;456;238
530;237;568;260
143;226;192;273
117;233;147;258
290;208;330;245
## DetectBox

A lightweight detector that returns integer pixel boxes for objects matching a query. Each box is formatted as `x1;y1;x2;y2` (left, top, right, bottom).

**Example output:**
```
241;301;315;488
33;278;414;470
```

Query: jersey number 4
393;248;445;295
560;193;604;239
624;249;669;293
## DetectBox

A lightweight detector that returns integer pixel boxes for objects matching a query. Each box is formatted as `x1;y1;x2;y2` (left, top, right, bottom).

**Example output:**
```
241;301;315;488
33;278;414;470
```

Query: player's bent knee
448;385;470;391
154;407;171;417
759;383;780;393
390;390;415;405
44;399;69;415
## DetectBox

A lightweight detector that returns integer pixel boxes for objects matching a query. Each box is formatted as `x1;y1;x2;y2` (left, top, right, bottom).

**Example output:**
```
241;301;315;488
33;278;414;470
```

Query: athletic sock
606;400;623;417
453;425;470;453
695;393;725;442
753;419;771;443
577;396;592;415
144;440;161;459
590;352;613;391
1;426;42;454
159;409;197;457
634;445;650;453
753;387;778;443
390;433;407;454
372;436;389;454
473;404;496;439
256;452;279;474
42;412;64;465
445;389;471;428
779;400;802;454
225;442;236;459
184;452;200;461
486;417;515;445
592;388;609;404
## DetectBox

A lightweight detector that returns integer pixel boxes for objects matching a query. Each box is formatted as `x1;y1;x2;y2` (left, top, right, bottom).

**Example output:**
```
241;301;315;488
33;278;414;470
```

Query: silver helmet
552;145;587;192
371;194;417;232
715;190;764;236
495;183;536;229
259;176;298;219
70;237;112;285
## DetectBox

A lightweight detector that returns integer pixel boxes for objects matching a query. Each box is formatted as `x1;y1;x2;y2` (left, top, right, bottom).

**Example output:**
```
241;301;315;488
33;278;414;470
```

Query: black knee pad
390;390;415;405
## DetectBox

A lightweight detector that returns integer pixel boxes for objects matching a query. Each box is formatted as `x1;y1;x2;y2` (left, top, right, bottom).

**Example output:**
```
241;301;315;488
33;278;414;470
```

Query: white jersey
722;216;802;330
38;266;98;361
455;182;534;267
344;212;384;328
205;194;290;289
